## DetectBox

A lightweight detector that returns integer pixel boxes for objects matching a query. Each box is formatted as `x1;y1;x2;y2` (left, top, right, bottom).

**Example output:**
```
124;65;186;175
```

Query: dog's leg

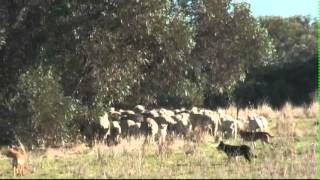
147;135;150;144
16;166;19;176
15;164;19;176
18;165;21;176
262;136;269;146
235;156;239;163
21;165;25;176
226;156;232;164
17;166;20;176
244;154;251;162
265;136;270;144
209;127;213;136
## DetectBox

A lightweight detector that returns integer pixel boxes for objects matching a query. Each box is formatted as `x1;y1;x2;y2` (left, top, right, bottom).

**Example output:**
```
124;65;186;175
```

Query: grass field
0;103;318;179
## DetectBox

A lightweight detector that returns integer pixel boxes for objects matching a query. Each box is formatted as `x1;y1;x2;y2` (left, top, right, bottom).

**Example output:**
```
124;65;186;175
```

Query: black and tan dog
239;130;273;147
216;141;256;162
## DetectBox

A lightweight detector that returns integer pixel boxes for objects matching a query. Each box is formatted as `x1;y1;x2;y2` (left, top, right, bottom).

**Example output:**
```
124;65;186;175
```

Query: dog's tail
265;132;274;138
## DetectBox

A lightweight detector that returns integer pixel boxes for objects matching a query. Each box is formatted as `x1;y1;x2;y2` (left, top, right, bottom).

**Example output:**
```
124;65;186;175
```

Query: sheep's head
160;124;168;130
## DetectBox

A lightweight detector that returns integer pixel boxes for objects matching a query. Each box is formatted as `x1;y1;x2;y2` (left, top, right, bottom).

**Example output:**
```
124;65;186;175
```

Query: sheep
202;110;221;137
174;112;191;126
169;120;192;139
120;110;136;117
143;109;160;119
217;111;239;139
134;105;146;114
106;121;122;146
120;110;144;124
170;113;192;138
159;108;175;117
157;124;168;145
99;112;110;130
189;111;213;136
191;107;200;114
78;118;109;147
154;114;178;140
157;114;177;125
248;115;268;132
235;119;245;131
219;119;237;139
99;112;112;141
141;118;159;144
119;119;141;139
108;110;121;121
154;113;177;135
174;107;188;114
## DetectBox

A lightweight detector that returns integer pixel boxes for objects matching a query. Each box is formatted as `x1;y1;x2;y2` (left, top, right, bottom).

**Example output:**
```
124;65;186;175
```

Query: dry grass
228;101;317;121
0;103;317;178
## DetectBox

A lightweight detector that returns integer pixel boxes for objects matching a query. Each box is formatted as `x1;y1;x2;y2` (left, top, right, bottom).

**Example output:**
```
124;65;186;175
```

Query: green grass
0;117;317;179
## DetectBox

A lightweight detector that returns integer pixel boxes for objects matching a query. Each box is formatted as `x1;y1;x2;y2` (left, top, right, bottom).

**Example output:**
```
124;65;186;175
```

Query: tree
112;0;197;108
259;16;317;64
188;0;275;108
234;16;317;108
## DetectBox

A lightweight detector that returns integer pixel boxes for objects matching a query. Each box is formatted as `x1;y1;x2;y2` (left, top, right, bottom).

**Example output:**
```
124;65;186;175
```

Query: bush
13;65;82;147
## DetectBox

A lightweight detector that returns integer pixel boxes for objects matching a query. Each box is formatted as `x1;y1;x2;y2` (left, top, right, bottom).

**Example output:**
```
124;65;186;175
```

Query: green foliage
259;16;317;64
157;79;205;108
15;65;82;146
189;0;276;100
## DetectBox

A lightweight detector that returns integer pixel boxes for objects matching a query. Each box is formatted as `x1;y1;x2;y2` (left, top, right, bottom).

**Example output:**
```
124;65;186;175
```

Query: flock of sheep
78;105;269;147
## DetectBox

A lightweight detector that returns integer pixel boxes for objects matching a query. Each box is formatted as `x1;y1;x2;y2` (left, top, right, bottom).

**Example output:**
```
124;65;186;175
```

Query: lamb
157;124;168;145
